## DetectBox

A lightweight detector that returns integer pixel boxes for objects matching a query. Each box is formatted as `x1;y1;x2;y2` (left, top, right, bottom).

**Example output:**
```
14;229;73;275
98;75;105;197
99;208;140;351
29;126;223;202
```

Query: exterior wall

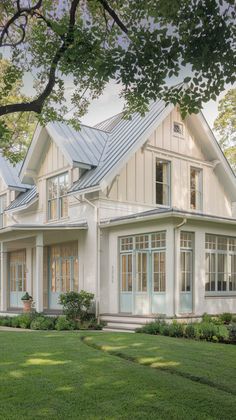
100;219;236;317
103;108;232;219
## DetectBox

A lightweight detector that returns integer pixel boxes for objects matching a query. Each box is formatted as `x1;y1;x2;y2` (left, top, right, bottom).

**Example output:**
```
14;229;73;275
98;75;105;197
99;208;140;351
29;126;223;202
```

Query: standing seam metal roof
6;186;38;211
0;154;30;191
70;100;166;192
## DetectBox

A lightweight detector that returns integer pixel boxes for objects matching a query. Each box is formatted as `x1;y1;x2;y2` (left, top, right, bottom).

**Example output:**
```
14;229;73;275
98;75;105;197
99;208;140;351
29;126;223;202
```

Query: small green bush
219;313;232;325
17;313;35;329
159;323;170;336
231;315;236;324
202;313;213;323
59;290;94;321
168;321;184;337
137;321;162;335
217;324;229;342
55;316;75;331
0;316;12;327
228;324;236;343
184;324;196;339
30;316;55;330
11;317;20;328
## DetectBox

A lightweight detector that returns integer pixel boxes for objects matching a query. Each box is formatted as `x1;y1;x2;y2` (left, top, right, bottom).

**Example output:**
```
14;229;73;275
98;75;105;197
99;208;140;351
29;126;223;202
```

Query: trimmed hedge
136;314;235;344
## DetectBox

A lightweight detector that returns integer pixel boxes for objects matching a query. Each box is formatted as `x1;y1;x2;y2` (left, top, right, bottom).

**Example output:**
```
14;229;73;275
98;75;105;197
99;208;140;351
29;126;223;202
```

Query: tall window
0;194;7;229
205;234;236;292
155;160;170;206
190;167;202;210
47;173;69;221
180;232;193;292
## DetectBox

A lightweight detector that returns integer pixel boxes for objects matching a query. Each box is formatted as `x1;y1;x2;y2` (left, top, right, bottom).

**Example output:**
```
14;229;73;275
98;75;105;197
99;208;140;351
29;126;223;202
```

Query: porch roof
0;222;88;235
100;208;236;227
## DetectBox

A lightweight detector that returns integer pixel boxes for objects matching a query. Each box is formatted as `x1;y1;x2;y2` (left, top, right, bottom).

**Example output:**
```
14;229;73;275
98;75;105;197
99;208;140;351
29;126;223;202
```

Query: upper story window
0;194;7;229
47;173;69;221
173;122;184;136
190;167;202;211
155;160;170;206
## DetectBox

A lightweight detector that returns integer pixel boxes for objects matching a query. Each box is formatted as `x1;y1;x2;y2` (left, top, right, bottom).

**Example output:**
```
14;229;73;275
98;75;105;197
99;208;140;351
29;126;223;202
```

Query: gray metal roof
70;100;167;193
6;186;38;211
100;207;236;226
94;112;124;132
0;154;30;191
47;122;109;167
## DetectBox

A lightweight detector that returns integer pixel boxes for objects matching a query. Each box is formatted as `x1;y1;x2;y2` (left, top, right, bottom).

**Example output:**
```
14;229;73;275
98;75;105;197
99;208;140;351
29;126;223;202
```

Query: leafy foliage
55;315;76;331
214;88;236;172
0;1;235;161
30;316;56;330
59;290;94;321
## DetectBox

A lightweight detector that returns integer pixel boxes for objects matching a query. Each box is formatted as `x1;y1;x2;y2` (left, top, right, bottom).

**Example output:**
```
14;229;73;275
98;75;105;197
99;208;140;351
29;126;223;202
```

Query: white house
0;100;236;327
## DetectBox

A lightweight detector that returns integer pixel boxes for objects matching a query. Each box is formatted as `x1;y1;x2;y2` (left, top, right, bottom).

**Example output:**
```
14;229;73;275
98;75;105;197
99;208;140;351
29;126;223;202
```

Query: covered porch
0;223;87;314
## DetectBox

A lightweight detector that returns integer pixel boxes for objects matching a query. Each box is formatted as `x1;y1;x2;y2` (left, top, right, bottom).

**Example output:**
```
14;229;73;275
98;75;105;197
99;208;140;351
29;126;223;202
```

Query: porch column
35;233;44;313
0;242;8;312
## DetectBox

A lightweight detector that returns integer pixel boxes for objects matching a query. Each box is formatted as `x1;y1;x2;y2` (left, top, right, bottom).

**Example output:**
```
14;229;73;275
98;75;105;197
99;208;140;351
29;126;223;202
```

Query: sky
78;80;226;129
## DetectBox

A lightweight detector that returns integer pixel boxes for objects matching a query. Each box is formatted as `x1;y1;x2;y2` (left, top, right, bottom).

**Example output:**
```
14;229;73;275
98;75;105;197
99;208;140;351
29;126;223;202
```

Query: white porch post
35;233;44;313
0;242;8;312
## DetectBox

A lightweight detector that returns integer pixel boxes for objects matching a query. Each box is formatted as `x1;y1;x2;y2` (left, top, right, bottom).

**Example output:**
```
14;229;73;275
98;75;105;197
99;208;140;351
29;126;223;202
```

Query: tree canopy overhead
214;88;236;172
0;0;235;161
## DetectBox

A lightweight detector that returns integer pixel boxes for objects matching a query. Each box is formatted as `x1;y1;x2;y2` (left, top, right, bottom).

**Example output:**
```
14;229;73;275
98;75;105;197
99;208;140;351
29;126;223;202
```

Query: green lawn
0;331;235;419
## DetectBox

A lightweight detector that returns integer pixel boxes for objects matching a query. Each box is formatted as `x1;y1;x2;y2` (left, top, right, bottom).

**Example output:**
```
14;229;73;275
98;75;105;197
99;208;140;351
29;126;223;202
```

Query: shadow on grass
82;335;236;397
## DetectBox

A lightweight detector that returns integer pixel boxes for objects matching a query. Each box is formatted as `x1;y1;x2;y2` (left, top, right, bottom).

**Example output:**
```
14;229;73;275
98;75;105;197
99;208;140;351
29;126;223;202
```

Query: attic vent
173;122;183;136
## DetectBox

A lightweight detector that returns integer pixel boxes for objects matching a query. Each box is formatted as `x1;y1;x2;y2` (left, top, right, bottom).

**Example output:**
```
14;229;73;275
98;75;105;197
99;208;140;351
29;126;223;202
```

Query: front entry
9;250;26;308
49;242;79;309
120;233;166;315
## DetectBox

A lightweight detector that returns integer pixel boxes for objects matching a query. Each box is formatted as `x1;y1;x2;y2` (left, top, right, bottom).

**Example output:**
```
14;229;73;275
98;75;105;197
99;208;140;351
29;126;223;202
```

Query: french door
134;251;150;315
9;251;26;308
180;250;193;313
49;242;79;309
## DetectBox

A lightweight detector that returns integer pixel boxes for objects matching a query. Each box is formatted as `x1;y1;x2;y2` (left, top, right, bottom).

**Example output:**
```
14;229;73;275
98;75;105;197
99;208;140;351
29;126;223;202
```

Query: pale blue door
180;250;193;313
9;256;26;308
134;251;150;315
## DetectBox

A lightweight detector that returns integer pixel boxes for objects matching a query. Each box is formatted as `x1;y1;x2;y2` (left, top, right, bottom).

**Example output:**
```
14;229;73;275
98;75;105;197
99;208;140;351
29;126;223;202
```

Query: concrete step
101;314;156;324
103;326;135;333
106;322;143;330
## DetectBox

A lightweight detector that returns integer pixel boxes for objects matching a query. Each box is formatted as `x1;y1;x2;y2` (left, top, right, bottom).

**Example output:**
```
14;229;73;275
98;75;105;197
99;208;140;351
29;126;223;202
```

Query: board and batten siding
105;108;232;218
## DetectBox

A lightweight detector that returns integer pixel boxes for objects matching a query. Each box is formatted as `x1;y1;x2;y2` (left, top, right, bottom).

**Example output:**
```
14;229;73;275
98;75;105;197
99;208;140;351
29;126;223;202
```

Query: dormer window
155;159;170;206
47;173;69;221
0;194;7;228
173;122;183;136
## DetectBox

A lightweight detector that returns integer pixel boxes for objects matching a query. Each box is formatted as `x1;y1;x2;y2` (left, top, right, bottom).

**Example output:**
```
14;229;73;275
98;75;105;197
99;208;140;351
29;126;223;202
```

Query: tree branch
0;0;80;117
98;0;128;35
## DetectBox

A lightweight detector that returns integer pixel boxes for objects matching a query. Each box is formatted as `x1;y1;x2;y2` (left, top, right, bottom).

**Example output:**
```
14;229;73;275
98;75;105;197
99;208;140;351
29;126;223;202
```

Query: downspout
81;194;100;323
173;217;187;316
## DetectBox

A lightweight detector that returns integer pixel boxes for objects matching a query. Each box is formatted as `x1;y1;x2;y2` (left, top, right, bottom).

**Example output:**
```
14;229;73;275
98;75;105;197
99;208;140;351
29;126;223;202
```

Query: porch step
100;314;156;325
102;319;145;333
103;327;135;333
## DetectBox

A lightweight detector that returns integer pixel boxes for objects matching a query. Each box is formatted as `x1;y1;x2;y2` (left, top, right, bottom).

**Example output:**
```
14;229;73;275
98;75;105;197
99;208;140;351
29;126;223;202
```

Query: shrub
184;323;196;339
202;313;213;323
59;290;94;321
168;321;184;337
229;324;236;343
55;316;75;331
159;323;170;336
231;315;236;324
11;316;20;328
0;316;12;327
219;313;232;325
216;324;229;342
17;313;35;329
136;321;162;335
197;322;218;341
30;316;55;330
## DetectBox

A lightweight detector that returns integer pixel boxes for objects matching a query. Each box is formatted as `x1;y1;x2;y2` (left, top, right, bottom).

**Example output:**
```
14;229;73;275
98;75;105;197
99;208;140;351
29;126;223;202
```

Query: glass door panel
134;252;150;315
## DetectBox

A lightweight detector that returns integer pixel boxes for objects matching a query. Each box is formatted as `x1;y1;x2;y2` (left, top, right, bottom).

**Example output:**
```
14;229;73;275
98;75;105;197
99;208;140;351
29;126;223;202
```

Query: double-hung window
155;159;170;206
0;194;7;229
205;234;236;293
190;167;202;210
47;173;69;221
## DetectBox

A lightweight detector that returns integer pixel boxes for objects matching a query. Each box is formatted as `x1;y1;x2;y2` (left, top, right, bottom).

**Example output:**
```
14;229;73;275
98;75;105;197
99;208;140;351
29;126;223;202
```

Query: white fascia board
100;103;174;191
19;124;43;183
100;211;236;228
4;197;39;214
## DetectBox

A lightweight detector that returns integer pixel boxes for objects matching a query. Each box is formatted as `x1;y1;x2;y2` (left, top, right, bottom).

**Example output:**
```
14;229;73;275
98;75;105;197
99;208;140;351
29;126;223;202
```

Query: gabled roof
94;112;124;132
0;154;30;192
70;100;174;193
6;186;38;212
20;122;109;184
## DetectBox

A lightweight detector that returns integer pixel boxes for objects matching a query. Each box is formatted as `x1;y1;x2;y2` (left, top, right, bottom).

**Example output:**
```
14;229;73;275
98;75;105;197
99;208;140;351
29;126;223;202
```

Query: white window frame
190;166;203;211
47;172;69;221
205;234;236;294
173;121;184;137
180;232;194;293
155;159;171;207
